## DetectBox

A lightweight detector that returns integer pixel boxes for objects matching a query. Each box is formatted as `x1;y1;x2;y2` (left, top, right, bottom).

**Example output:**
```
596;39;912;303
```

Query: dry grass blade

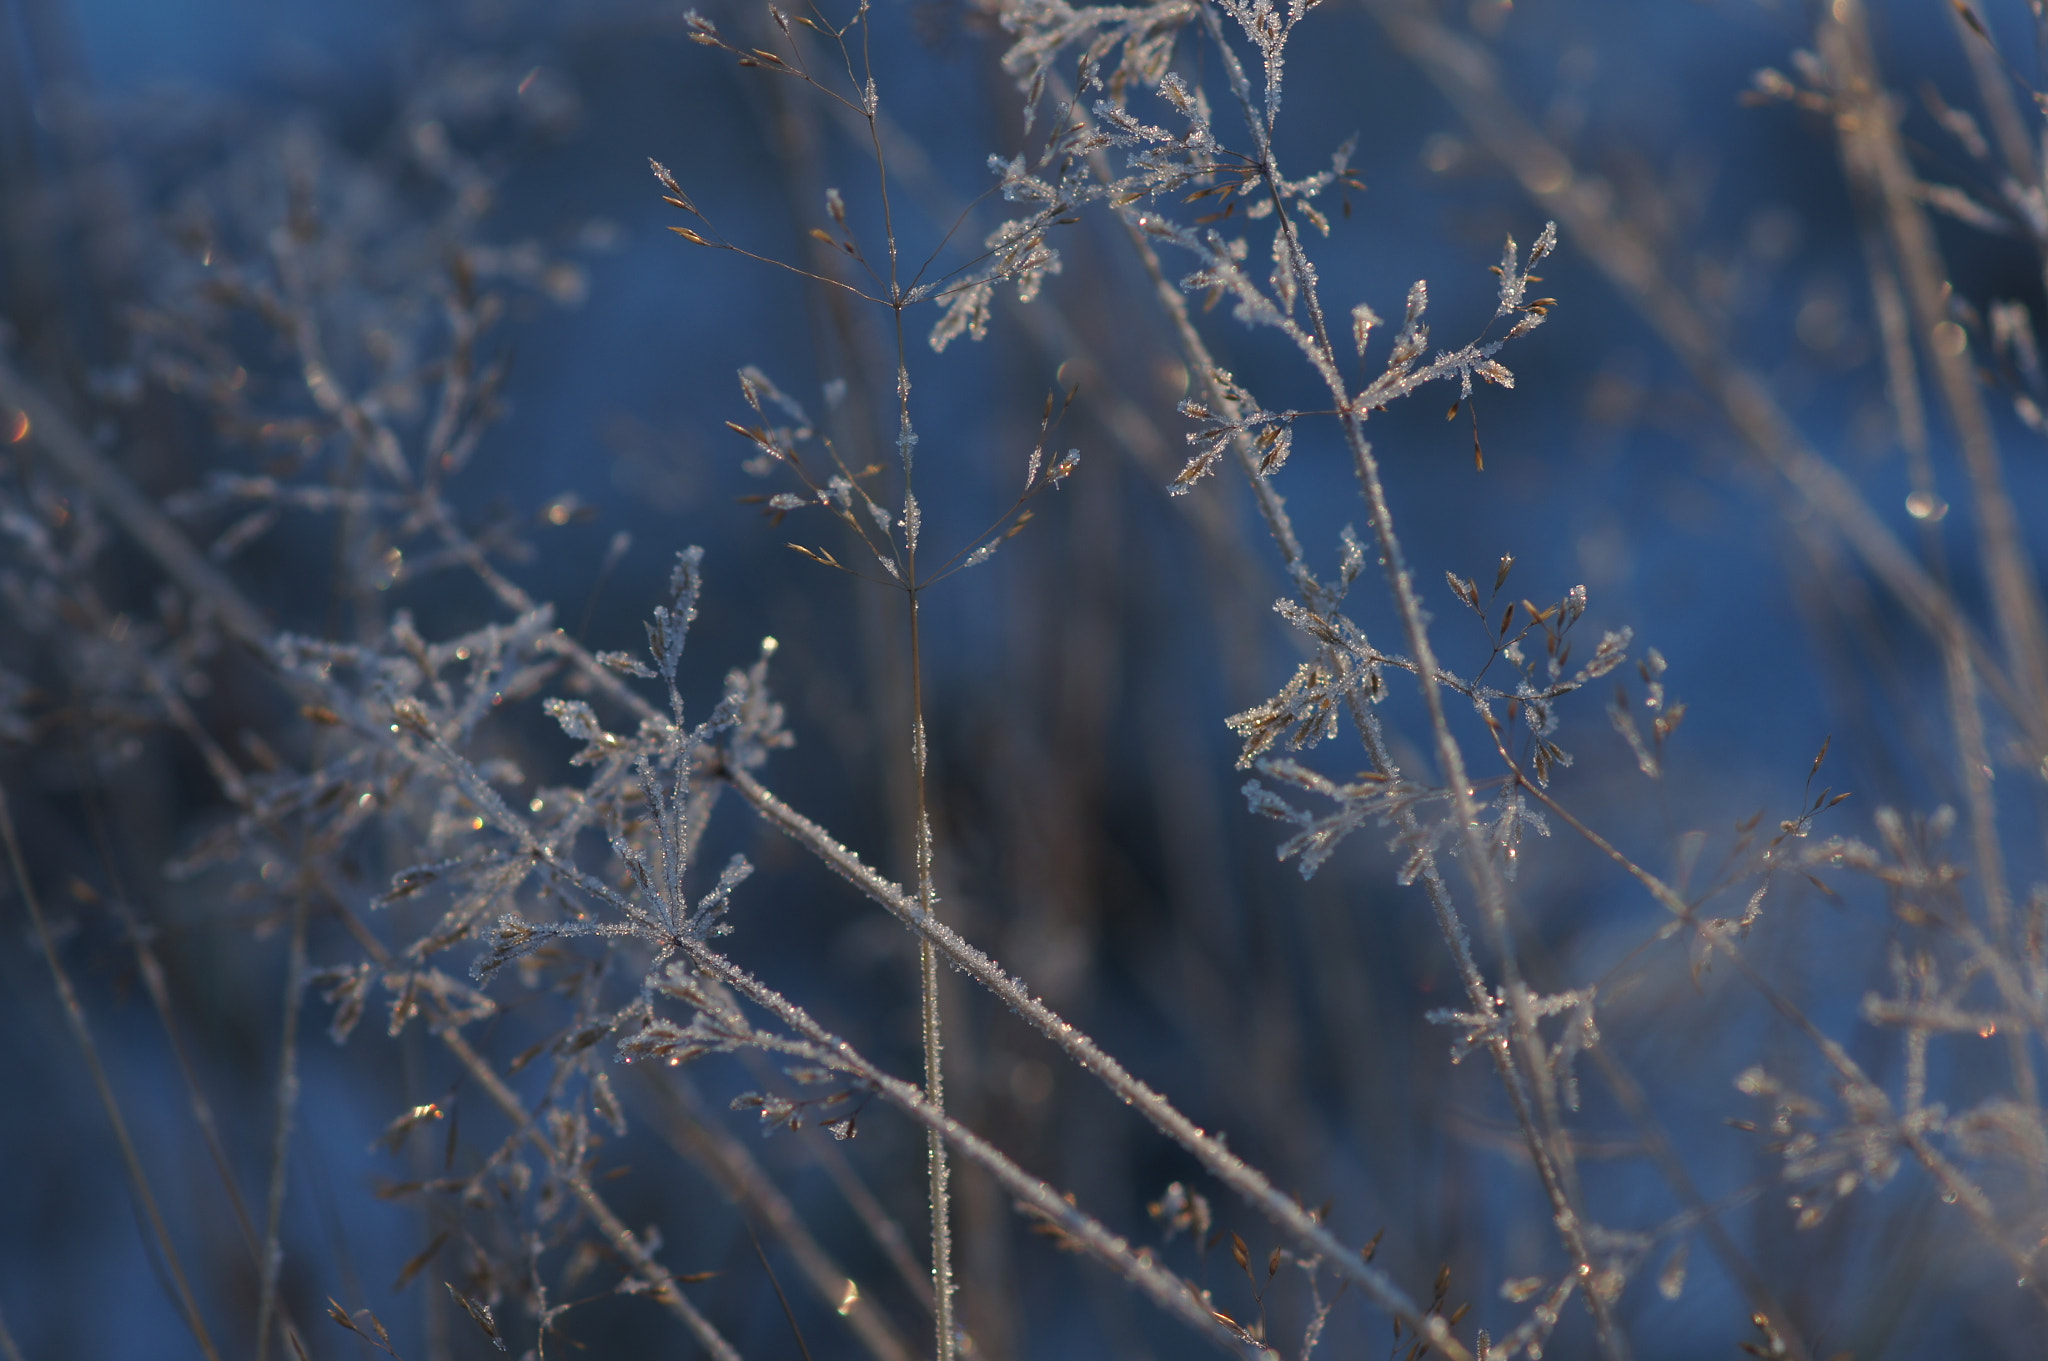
2;779;227;1361
13;0;2048;1353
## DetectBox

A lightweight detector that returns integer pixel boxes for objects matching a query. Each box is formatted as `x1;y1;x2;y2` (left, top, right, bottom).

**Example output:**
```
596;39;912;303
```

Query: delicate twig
1359;0;2043;756
254;842;314;1361
1181;7;1615;1349
719;761;1470;1358
639;1068;918;1361
678;940;1283;1360
0;355;273;650
2;778;228;1361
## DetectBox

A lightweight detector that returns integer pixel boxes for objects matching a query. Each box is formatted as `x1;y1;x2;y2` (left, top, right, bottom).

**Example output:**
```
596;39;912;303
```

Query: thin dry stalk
253;843;314;1361
676;938;1289;1360
0;355;273;650
1359;0;2044;753
639;1069;919;1361
1166;9;1618;1349
1817;2;2034;939
328;889;749;1361
2;778;228;1361
719;761;1469;1357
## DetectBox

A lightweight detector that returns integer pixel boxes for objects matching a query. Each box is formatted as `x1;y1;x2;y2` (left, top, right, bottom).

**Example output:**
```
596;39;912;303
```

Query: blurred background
4;0;2047;1356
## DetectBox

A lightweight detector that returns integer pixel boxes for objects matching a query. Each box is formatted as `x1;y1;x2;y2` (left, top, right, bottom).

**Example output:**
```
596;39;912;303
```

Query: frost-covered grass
5;0;2048;1358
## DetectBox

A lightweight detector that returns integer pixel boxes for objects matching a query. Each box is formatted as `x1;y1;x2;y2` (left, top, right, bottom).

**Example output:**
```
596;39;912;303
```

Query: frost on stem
1244;757;1454;880
928;181;1069;352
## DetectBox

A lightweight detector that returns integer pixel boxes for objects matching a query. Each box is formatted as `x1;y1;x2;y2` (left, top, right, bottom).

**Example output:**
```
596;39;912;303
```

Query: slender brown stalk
641;1069;918;1361
1359;0;2045;756
252;841;313;1361
1179;9;1616;1350
680;938;1294;1361
1818;2;2037;938
2;778;227;1361
0;356;272;650
718;761;1468;1356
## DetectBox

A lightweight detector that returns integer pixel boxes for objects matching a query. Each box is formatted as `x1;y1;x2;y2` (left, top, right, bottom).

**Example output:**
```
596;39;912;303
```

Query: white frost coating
724;763;1466;1358
682;941;1277;1359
